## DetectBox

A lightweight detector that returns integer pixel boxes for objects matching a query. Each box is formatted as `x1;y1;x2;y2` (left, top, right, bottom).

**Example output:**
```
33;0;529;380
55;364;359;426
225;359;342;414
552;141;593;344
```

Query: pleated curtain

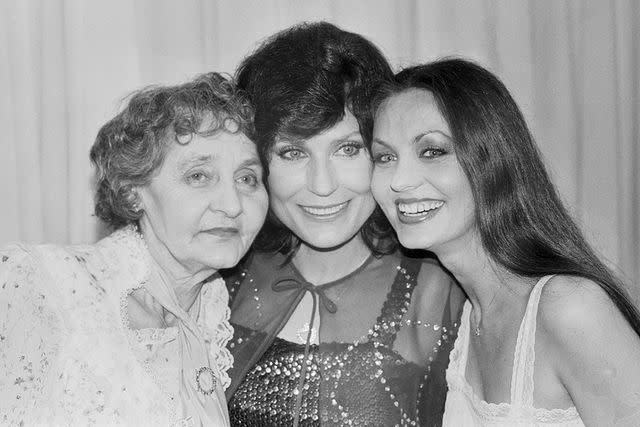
1;0;638;300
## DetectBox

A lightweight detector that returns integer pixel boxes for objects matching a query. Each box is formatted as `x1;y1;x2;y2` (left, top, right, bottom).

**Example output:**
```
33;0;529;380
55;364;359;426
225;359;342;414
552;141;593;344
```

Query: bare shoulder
537;275;632;338
537;275;640;377
536;279;640;423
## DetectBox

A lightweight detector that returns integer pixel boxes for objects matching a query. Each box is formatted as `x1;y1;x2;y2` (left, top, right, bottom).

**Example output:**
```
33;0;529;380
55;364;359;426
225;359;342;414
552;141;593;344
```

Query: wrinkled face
371;89;475;252
137;130;268;274
267;110;376;249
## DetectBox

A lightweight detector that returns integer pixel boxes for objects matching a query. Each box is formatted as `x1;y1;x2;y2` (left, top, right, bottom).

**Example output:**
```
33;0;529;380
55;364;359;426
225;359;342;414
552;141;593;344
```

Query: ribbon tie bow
269;276;339;427
271;277;338;313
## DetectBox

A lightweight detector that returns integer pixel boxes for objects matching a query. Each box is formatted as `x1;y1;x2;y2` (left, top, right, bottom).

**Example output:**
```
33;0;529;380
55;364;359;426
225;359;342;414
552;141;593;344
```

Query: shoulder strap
450;300;472;377
510;275;555;407
370;255;421;347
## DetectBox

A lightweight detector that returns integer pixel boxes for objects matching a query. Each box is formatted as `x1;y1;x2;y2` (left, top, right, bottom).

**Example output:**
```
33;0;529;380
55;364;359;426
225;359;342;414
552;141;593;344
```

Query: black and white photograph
1;1;639;425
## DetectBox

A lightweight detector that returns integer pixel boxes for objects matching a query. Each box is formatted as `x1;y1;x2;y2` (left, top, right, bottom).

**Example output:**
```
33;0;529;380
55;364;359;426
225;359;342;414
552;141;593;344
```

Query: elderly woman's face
137;130;268;273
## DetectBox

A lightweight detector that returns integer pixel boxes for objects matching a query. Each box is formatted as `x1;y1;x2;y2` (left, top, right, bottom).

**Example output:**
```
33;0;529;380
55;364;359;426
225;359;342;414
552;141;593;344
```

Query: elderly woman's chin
195;230;259;270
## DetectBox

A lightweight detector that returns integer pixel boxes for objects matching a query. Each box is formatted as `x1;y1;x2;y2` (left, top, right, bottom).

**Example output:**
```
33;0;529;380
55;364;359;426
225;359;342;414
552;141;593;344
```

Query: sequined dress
224;250;462;426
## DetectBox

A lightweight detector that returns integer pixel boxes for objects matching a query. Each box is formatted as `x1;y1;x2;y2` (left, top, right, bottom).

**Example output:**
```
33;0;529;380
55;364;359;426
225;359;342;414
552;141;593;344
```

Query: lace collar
95;225;233;390
95;225;152;295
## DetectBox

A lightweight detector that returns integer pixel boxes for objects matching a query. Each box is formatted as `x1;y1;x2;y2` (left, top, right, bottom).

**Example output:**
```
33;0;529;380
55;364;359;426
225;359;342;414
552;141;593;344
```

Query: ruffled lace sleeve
0;245;64;425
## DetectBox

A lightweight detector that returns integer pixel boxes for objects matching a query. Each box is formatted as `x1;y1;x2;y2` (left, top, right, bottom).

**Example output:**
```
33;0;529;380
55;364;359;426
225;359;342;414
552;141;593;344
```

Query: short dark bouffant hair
90;72;253;229
372;58;640;336
236;21;396;255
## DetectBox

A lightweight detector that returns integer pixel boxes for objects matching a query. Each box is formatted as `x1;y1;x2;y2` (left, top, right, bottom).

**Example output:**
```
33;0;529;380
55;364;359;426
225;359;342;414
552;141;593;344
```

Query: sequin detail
228;260;456;426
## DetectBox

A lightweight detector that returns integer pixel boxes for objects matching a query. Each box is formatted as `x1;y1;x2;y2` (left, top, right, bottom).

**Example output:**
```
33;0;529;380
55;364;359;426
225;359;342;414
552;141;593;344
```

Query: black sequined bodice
229;334;425;426
226;254;457;427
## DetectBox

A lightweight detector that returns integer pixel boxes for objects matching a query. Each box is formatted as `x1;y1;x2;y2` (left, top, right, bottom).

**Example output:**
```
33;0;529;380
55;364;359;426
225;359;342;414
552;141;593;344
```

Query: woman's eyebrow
275;131;363;146
237;158;262;169
335;131;363;142
416;130;453;143
177;154;213;169
274;139;305;147
371;137;391;148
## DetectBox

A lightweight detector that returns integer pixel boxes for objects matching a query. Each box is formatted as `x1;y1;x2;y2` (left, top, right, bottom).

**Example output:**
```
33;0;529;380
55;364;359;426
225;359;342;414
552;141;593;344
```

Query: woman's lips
395;199;444;224
299;201;349;219
201;227;239;238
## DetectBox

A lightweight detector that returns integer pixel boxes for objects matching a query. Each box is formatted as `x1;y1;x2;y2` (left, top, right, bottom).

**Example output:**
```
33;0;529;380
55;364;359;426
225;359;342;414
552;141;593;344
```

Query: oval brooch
195;366;217;396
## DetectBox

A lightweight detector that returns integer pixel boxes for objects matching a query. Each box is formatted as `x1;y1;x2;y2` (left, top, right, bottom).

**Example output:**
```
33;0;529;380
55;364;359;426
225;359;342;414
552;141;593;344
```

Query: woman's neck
434;231;531;319
293;234;372;285
139;221;214;313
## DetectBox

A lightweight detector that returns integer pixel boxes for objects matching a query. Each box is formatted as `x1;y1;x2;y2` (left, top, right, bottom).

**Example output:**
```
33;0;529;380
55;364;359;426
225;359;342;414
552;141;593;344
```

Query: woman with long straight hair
370;58;640;426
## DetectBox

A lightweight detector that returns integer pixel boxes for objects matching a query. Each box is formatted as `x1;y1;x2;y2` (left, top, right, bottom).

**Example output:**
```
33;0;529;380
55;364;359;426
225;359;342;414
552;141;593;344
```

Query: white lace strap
452;300;473;376
510;275;555;407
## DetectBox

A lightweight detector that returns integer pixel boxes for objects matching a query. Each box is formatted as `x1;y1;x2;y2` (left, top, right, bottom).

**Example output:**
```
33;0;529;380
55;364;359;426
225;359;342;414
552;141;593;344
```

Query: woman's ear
128;186;144;213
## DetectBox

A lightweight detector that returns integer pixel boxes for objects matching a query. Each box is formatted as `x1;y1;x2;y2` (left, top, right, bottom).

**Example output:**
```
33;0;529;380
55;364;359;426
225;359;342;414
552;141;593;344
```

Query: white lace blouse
0;227;233;426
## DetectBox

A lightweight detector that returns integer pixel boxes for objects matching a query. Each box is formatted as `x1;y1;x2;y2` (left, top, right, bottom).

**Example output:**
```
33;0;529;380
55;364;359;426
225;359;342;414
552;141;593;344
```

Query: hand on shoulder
538;275;640;425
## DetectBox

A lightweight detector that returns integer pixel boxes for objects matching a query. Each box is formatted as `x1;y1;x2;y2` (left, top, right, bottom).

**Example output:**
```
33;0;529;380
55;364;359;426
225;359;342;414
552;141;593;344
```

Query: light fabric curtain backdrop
1;0;639;300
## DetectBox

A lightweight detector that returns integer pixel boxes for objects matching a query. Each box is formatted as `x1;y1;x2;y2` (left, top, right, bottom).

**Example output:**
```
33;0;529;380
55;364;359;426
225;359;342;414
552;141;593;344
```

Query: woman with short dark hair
370;58;640;426
224;22;464;427
0;73;268;426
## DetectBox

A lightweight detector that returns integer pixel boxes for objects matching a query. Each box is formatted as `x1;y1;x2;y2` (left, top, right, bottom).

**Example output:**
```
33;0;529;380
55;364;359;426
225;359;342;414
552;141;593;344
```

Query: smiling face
266;110;376;249
137;130;268;275
371;89;475;253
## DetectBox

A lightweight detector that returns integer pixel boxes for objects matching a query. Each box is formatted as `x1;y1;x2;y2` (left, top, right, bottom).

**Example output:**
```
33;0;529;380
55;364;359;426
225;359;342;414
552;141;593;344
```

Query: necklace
471;307;482;337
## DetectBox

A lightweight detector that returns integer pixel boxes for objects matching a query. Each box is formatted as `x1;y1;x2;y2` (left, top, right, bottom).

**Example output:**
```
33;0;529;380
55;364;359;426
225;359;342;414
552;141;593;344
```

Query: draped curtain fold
1;0;638;298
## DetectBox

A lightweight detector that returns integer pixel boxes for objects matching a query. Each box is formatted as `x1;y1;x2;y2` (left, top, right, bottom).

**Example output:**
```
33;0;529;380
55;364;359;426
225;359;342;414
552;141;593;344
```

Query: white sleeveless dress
443;275;585;426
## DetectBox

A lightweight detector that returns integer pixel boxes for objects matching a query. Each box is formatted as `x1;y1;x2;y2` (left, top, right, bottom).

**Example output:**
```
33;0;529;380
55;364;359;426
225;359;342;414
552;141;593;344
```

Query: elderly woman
0;73;268;426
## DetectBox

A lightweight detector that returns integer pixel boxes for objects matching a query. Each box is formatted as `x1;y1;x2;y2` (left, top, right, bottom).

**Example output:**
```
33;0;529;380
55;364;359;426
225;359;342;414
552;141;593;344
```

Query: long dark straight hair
373;58;640;334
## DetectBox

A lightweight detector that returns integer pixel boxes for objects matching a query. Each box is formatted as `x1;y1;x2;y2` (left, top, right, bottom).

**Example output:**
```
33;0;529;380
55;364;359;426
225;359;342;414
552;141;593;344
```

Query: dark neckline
288;252;376;290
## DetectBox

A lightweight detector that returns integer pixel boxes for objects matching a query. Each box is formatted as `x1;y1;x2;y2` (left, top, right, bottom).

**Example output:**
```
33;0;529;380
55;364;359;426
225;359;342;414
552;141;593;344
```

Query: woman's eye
236;173;259;187
186;171;209;184
278;147;306;161
421;148;446;158
373;153;395;164
337;143;363;157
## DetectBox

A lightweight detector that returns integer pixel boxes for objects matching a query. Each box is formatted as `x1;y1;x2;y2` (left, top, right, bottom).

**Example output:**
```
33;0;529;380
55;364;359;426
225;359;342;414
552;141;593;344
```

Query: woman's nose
210;179;242;218
389;159;421;193
307;157;338;197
